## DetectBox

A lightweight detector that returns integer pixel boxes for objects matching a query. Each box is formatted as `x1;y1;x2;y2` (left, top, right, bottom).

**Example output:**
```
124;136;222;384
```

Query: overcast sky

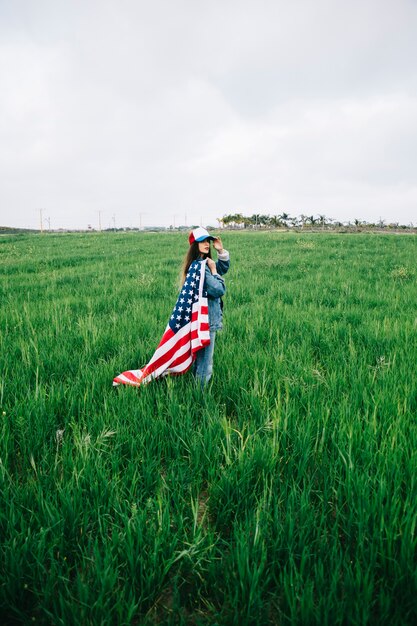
1;0;416;229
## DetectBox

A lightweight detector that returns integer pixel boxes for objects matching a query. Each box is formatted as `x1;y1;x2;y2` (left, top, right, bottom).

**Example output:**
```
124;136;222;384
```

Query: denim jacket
202;250;230;331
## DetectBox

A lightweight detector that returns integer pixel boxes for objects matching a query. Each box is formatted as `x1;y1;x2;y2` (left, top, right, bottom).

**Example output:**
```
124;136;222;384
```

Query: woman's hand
213;237;224;254
207;258;217;274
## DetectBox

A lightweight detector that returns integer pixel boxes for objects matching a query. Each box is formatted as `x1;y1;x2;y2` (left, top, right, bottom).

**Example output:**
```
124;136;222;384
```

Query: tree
230;213;245;228
270;214;283;228
279;212;291;228
221;213;245;229
258;214;271;227
250;214;261;229
307;215;318;228
298;214;308;229
318;214;327;230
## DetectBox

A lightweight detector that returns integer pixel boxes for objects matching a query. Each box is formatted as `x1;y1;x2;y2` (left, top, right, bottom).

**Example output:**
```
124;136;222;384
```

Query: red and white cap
188;227;215;245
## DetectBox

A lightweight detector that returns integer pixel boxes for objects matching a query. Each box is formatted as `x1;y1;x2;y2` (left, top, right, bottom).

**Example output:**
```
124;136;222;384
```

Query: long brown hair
180;241;212;285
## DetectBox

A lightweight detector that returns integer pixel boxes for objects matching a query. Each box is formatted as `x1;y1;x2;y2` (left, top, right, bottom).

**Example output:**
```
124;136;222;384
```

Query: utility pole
39;208;44;233
138;212;148;231
112;214;116;232
98;211;102;232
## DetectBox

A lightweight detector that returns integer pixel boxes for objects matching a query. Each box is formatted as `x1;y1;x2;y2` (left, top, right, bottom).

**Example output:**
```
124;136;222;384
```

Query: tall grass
1;231;416;625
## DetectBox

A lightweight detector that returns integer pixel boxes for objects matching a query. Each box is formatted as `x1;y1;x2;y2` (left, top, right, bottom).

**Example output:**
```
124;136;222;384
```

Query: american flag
113;259;210;386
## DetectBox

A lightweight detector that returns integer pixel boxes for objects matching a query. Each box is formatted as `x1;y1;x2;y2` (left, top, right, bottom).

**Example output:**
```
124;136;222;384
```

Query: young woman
182;227;230;385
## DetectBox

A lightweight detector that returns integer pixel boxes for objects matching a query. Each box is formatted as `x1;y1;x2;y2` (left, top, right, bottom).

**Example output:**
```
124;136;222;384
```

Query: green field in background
1;231;417;625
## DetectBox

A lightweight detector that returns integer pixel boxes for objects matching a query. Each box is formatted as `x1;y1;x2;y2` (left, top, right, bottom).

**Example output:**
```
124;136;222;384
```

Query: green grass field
1;231;417;625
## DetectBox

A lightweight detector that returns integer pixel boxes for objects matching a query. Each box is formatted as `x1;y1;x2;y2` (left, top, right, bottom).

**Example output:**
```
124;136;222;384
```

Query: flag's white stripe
191;338;209;351
141;336;192;383
139;307;208;383
168;355;193;373
123;369;142;378
147;322;191;364
148;293;208;365
191;317;209;332
142;314;208;382
191;315;209;328
199;261;206;300
191;314;208;325
156;338;191;372
113;370;143;386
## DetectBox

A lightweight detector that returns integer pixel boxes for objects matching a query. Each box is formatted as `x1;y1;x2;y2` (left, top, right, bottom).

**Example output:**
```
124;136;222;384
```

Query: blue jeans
193;331;216;386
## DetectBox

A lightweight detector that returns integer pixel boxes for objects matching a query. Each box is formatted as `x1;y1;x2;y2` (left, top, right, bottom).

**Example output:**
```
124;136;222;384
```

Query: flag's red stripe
151;340;192;379
141;332;192;379
192;308;208;322
121;370;141;383
154;327;175;349
151;331;208;380
169;350;192;370
113;374;140;386
191;327;210;339
113;370;141;385
169;352;194;373
191;341;210;355
149;324;191;364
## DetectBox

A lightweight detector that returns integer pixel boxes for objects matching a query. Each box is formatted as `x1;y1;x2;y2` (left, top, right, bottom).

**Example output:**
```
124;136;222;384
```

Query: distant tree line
216;213;415;231
2;214;415;235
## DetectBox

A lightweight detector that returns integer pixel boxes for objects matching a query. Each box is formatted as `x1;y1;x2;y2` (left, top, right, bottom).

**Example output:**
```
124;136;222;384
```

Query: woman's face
198;239;211;256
